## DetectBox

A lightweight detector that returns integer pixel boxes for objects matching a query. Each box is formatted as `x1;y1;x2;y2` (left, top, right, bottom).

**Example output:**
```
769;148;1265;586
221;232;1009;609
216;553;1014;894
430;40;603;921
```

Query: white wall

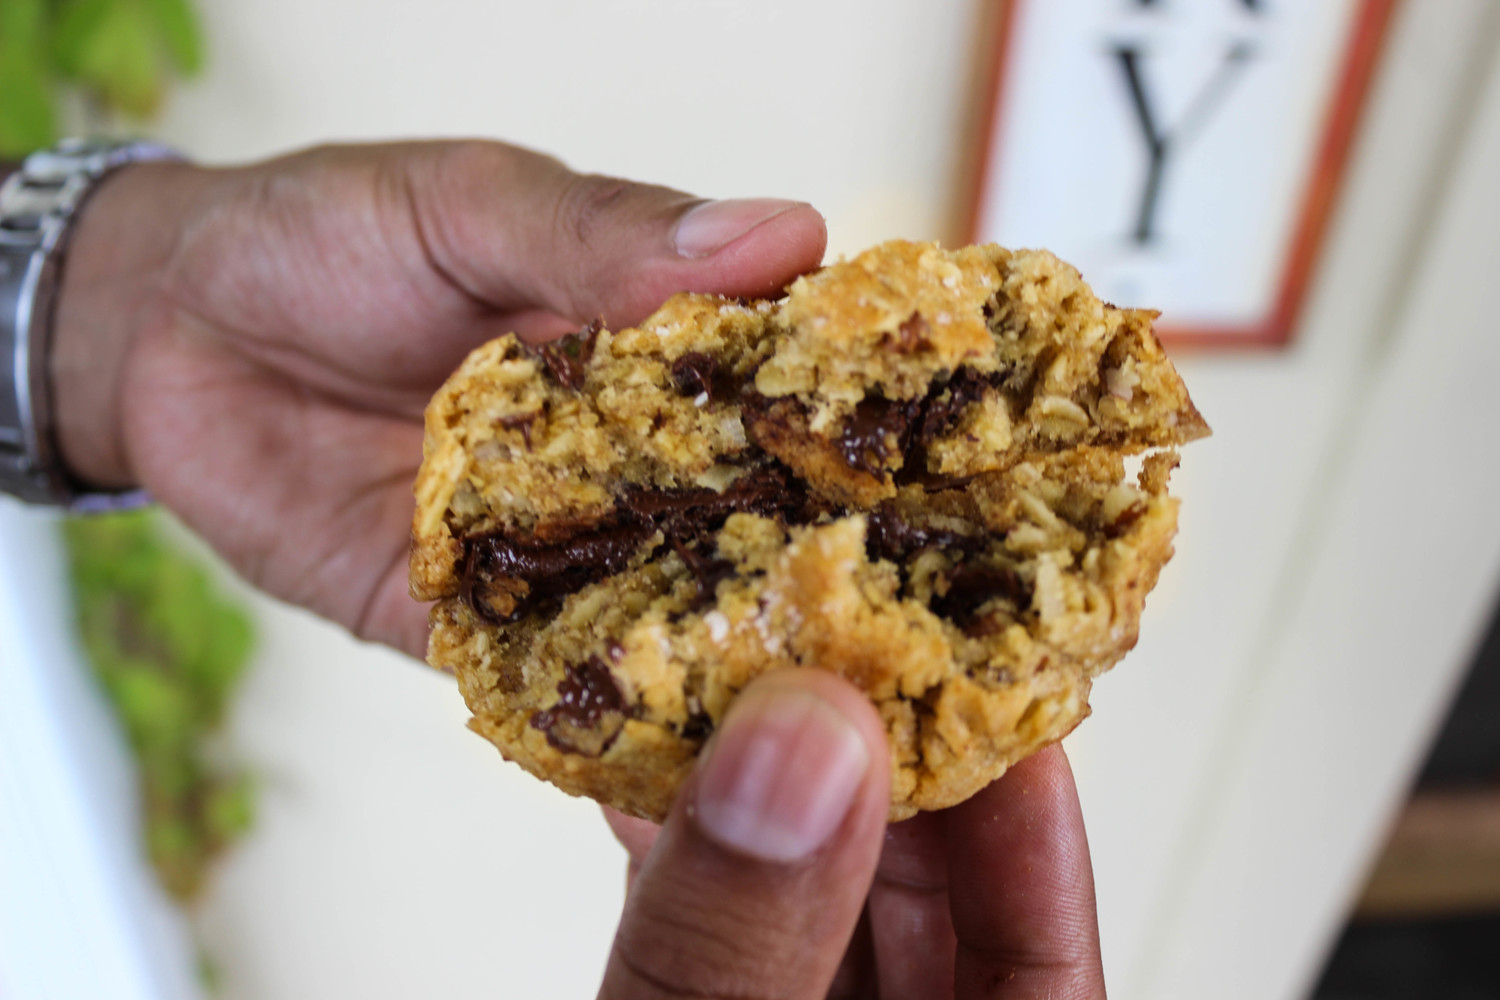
37;1;1484;998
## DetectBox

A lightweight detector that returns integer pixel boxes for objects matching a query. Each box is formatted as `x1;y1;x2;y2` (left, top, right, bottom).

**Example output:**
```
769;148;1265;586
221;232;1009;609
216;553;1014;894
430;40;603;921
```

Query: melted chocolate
835;366;1007;481
840;395;915;475
864;506;980;563
529;656;628;754
670;352;717;400
536;320;602;390
463;523;654;624
461;464;819;623
670;536;736;611
931;563;1029;624
624;464;816;530
483;524;654;584
913;368;999;447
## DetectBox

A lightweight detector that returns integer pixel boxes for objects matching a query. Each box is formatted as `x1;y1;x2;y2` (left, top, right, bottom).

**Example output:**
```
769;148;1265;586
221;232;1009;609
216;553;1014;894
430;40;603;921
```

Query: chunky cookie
411;240;1208;821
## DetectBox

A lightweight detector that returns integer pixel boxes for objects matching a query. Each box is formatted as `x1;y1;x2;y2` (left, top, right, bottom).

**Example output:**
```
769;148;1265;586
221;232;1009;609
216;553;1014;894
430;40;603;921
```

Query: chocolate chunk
840;395;916;475
537;319;602;390
679;713;713;740
931;562;1029;624
670;352;717;400
890;313;932;353
529;656;629;755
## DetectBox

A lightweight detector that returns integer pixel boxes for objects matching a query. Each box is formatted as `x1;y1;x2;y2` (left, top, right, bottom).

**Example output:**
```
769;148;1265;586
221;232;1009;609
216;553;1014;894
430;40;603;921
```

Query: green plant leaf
50;0;115;78
109;667;194;752
140;0;203;75
0;0;56;156
205;775;256;841
0;0;46;57
52;0;204;118
60;0;166;118
0;55;56;156
63;509;257;903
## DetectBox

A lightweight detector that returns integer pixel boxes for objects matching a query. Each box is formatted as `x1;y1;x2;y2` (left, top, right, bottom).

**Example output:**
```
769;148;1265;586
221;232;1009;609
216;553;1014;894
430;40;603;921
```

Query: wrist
51;160;211;490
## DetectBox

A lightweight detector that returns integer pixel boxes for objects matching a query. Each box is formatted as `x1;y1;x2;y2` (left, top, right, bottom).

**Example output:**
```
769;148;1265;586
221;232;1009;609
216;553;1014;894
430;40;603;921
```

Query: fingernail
673;198;803;258
694;686;870;862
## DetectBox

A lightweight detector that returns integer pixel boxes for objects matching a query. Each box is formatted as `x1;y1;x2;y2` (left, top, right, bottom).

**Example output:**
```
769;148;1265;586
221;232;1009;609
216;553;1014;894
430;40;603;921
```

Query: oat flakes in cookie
410;239;1209;822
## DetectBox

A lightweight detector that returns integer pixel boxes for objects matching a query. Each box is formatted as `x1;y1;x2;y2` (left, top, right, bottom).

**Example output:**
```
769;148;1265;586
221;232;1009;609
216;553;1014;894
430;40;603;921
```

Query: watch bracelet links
1;140;181;511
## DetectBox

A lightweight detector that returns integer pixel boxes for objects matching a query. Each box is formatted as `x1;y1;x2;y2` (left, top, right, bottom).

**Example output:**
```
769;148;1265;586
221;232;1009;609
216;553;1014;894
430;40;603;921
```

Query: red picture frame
964;0;1400;350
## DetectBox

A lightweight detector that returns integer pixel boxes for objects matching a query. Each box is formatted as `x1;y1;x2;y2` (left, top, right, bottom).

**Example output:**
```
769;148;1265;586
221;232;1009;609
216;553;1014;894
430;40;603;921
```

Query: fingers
946;745;1106;1000
401;141;827;328
868;812;958;996
599;669;890;1000
603;807;661;894
604;807;662;863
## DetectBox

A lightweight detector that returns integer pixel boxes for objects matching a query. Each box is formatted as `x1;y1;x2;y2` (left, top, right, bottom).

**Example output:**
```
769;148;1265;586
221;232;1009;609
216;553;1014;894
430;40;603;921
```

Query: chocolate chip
537;319;602;391
529;656;629;755
670;352;717;400
498;411;539;449
1104;502;1147;538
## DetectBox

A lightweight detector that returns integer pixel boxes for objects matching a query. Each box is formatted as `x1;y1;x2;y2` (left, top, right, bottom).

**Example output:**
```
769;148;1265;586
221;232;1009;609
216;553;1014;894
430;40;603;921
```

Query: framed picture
965;0;1398;349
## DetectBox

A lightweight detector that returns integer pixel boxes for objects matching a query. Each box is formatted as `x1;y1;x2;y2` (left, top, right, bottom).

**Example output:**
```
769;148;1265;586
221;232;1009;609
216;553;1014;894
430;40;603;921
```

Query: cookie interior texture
411;240;1209;822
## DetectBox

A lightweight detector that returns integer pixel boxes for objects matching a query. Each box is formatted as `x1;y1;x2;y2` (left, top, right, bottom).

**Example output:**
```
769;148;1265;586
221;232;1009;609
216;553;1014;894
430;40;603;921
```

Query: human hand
601;669;1106;999
50;141;826;656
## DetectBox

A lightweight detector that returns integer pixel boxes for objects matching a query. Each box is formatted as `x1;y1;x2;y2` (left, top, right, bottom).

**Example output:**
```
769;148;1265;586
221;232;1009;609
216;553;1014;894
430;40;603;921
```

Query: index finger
603;807;661;893
945;745;1106;999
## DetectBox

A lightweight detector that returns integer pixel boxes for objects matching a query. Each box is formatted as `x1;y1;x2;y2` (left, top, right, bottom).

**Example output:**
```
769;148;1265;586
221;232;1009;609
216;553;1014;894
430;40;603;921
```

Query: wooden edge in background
1355;789;1500;919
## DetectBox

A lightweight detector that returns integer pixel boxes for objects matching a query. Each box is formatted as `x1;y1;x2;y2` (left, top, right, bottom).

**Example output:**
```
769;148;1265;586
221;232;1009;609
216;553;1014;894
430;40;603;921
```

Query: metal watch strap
0;139;180;509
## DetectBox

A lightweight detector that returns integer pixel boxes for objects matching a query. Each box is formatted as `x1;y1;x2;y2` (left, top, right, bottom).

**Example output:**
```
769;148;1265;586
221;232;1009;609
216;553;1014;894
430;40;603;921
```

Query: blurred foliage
63;510;256;901
0;0;203;157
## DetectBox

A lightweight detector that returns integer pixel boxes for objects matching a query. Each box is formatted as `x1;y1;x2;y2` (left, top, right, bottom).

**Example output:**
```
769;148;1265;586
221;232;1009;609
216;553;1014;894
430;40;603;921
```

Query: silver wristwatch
0;139;180;509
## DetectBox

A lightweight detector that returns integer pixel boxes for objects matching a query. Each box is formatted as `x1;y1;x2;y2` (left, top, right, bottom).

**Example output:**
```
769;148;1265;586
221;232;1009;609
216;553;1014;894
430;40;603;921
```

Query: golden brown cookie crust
412;239;1208;821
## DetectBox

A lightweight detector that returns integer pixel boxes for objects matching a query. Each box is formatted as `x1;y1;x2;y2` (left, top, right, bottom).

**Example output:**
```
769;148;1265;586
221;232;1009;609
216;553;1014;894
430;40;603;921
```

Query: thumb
401;141;827;328
599;669;890;1000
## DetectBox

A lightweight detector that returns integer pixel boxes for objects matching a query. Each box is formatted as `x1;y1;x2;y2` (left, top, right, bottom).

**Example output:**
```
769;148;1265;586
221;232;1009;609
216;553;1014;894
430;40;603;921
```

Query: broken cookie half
410;239;1208;822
